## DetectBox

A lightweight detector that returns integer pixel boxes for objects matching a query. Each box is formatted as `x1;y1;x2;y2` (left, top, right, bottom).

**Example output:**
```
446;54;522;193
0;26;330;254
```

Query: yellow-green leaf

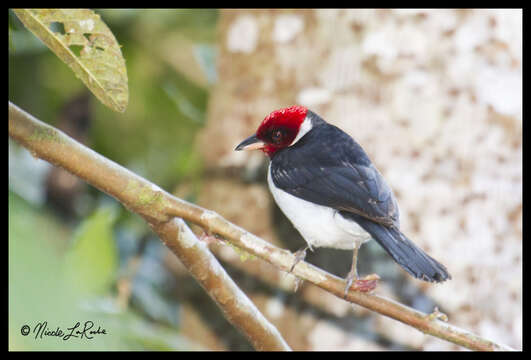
64;206;118;295
13;9;129;112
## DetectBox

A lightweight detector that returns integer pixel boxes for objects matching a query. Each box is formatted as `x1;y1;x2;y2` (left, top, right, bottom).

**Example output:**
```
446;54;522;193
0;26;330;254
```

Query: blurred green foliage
9;8;217;187
9;190;204;350
9;9;218;350
64;206;118;295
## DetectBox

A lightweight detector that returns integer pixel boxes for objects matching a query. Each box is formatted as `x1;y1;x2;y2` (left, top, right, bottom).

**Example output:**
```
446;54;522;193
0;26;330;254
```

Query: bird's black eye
271;129;283;144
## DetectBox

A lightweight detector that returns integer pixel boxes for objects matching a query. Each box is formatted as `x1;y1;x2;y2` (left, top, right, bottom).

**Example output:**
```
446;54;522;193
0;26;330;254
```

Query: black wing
271;121;400;227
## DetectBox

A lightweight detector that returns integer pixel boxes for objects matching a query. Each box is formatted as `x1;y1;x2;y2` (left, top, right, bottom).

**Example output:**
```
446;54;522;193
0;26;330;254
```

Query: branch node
426;306;449;322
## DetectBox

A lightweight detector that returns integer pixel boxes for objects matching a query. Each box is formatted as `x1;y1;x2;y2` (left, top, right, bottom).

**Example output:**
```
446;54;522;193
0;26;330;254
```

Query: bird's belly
268;168;371;250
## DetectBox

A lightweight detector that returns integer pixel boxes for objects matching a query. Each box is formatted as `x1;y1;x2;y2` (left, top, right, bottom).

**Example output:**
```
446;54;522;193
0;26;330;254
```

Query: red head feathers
235;105;309;156
255;106;308;156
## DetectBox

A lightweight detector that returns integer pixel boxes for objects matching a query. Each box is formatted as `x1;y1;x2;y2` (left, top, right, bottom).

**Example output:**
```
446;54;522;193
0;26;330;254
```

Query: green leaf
64;206;118;295
12;9;129;112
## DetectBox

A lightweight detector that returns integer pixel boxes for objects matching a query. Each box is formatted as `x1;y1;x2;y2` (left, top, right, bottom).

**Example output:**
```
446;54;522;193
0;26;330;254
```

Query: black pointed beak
235;134;265;151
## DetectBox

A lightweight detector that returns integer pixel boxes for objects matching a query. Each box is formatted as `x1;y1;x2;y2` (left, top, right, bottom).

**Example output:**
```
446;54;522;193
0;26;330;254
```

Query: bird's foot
289;246;309;273
293;277;304;293
344;273;380;296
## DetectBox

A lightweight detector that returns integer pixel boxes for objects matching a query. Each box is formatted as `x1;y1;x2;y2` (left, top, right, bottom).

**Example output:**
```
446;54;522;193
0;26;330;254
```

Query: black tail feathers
344;213;451;282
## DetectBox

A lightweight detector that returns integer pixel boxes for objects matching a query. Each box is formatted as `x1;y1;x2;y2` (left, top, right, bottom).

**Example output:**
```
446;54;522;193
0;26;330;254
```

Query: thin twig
8;101;515;351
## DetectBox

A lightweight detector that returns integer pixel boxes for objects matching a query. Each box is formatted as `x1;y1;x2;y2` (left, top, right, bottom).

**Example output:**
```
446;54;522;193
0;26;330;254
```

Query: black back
270;111;400;227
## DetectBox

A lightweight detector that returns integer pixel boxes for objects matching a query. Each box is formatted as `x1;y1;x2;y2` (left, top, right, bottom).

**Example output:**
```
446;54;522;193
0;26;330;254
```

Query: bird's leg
290;245;310;273
344;244;379;296
290;245;313;292
344;245;360;295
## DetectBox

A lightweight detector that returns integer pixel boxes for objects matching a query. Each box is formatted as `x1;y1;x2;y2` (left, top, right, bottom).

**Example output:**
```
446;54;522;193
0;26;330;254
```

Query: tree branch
153;218;290;350
8;101;290;351
9;101;514;351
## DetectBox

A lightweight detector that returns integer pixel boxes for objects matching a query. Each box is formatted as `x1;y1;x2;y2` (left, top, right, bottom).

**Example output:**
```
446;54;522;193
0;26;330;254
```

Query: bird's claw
344;273;380;296
293;277;304;292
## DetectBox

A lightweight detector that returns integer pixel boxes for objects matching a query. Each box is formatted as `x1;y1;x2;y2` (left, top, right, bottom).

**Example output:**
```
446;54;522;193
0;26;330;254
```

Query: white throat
290;116;313;146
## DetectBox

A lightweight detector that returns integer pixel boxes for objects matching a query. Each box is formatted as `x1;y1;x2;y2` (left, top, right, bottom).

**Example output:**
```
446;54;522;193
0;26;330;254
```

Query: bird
235;105;451;294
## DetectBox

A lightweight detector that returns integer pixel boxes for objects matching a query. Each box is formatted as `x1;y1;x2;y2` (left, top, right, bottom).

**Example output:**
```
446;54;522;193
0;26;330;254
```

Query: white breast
267;165;371;250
